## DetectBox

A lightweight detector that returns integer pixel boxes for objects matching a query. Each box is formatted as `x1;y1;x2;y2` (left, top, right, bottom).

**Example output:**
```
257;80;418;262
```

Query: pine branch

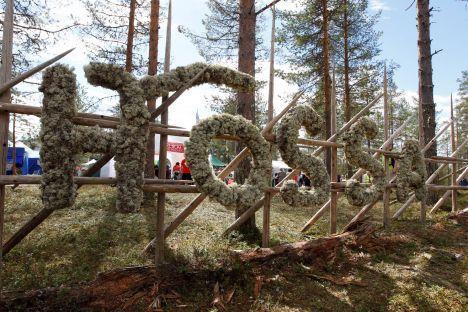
256;0;282;16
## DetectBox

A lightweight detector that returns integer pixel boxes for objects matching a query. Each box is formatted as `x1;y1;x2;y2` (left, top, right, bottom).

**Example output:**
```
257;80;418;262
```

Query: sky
12;0;468;136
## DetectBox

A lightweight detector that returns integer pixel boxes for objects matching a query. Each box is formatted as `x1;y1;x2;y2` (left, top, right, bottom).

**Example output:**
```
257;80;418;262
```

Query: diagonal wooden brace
392;138;468;219
143;91;305;252
300;115;412;233
342;122;459;228
222;94;384;236
429;166;468;213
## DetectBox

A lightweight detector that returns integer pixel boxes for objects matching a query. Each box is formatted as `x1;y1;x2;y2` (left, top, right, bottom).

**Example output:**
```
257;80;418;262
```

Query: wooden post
155;0;172;266
144;0;160;201
267;6;275;122
382;64;391;228
0;0;13;294
262;6;275;247
125;0;137;72
450;94;457;212
262;192;271;247
329;69;337;234
11;113;16;175
0;49;74;95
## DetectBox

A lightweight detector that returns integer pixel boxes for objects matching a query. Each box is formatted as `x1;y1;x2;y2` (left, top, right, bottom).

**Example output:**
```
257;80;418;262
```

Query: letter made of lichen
276;104;330;207
84;63;150;213
139;63;255;100
185;114;271;211
396;139;427;202
39;65;78;210
342;117;387;206
40;65;115;211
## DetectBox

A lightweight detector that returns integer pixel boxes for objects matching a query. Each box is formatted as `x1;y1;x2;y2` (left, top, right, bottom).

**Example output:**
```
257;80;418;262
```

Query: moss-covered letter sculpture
40;62;255;212
186;114;271;211
342;117;387;206
396;139;427;202
84;63;150;212
40;65;114;211
276;105;330;206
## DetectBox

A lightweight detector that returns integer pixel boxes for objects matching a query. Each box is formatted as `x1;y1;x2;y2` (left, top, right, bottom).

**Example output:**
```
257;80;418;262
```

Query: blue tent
28;158;42;175
7;147;29;175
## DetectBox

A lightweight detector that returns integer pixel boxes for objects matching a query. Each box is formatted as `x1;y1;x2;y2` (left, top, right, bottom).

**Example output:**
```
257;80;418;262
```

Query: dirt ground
1;186;467;311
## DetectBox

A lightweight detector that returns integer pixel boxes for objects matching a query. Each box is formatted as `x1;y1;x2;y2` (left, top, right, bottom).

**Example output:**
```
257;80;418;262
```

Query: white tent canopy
272;160;290;175
100;134;189;178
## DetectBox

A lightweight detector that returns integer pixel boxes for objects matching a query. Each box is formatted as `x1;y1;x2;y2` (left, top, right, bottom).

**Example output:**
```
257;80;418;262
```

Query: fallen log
0;266;160;311
448;208;468;226
233;219;375;263
2;221;376;310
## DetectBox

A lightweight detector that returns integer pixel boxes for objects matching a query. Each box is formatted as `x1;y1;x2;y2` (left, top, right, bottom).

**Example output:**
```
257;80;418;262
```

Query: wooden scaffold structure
0;0;466;280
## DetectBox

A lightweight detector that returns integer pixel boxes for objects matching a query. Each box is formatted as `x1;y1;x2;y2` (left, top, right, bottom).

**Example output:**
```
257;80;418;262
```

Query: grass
1;185;467;311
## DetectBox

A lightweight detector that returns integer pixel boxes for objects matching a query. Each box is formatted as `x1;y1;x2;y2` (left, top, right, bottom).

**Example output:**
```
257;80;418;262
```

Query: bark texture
417;0;437;203
125;0;137;72
235;0;257;233
144;0;160;204
343;0;353;178
321;0;332;175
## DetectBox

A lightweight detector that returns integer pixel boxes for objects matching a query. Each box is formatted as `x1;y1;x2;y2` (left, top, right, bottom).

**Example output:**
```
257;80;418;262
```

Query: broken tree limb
233;220;375;263
0;48;74;96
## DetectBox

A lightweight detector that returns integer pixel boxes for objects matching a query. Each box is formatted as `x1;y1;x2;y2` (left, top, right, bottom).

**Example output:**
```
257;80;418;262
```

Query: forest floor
1;186;467;311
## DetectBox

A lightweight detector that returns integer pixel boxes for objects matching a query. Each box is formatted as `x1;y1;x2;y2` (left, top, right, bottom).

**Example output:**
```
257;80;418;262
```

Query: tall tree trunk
417;0;437;203
267;6;276;122
144;0;160;204
343;0;353;178
322;0;332;175
235;0;257;234
125;0;137;72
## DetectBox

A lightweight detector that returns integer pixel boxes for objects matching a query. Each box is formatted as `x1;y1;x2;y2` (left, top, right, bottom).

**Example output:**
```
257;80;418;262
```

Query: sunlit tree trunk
125;0;137;72
417;0;437;203
235;0;257;233
322;0;332;175
144;0;160;203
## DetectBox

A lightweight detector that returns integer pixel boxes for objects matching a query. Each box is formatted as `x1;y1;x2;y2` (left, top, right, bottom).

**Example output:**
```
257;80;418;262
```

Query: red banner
167;142;185;153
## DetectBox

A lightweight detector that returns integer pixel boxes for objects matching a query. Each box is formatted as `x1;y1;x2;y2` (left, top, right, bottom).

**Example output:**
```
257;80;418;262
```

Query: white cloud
370;0;391;12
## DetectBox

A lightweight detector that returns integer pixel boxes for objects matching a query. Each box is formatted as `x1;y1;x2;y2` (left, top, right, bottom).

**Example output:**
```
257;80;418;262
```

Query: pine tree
180;0;271;234
1;0;76;73
80;0;152;75
415;0;440;203
277;0;381;175
455;70;468;159
144;0;161;203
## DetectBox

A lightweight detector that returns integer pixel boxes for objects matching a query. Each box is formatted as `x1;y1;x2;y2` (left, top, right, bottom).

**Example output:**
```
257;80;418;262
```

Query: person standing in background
172;162;181;180
181;159;191;180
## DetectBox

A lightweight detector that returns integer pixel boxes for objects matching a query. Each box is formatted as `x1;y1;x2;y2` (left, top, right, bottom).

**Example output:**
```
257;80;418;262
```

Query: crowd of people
272;169;311;187
155;159;192;180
